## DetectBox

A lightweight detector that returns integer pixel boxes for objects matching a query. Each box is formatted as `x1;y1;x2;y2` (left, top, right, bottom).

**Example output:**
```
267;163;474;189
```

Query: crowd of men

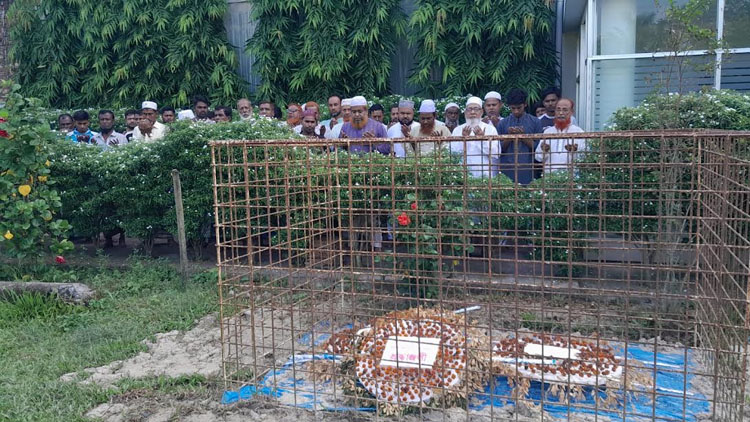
56;86;585;184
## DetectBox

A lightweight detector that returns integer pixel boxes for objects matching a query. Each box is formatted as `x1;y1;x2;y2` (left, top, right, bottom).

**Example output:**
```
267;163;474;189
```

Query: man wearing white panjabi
535;98;586;174
449;97;500;178
386;99;417;158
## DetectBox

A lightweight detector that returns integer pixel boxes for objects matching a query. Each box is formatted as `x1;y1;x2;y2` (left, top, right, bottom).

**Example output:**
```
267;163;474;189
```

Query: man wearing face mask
449;97;500;178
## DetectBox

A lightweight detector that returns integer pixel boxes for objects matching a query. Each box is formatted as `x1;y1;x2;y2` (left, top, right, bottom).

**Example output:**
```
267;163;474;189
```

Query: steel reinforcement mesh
211;131;750;421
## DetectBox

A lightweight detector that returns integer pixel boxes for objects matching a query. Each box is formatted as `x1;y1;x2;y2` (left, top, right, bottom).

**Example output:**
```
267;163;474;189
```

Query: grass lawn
0;258;219;422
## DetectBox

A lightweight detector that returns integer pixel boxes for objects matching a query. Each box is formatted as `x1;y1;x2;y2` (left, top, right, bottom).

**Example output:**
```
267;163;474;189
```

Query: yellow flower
18;184;31;197
38;175;48;183
45;160;51;167
3;231;13;240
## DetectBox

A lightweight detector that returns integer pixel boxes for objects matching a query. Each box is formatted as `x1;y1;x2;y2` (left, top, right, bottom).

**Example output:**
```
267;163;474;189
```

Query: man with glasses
449;97;500;178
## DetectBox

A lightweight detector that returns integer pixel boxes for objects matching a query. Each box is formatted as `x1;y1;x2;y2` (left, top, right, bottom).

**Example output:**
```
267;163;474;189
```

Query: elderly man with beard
339;96;389;154
449;97;500;178
386;99;416;157
237;98;253;120
443;103;460;134
405;100;451;156
535;98;585;174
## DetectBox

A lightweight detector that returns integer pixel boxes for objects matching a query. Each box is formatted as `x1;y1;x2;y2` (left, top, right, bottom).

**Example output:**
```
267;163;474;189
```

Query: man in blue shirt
66;110;98;144
496;88;542;185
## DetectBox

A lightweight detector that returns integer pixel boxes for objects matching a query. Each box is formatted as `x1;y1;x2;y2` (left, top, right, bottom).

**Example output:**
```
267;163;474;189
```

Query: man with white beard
449;96;500;178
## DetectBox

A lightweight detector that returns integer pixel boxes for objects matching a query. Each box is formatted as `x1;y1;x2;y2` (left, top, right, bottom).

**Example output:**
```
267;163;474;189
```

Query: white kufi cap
484;91;502;101
341;98;352;106
466;96;483;108
418;99;436;113
350;96;367;107
141;101;158;110
444;102;460;112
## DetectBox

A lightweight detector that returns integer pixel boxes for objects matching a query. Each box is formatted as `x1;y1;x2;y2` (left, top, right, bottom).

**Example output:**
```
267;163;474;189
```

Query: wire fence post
171;169;189;283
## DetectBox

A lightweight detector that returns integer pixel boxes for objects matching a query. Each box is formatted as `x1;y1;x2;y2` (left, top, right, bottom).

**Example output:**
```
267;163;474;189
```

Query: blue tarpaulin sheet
222;331;710;421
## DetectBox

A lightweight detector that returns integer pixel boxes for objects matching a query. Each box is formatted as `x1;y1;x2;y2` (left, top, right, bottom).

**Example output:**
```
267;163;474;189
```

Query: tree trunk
0;282;95;305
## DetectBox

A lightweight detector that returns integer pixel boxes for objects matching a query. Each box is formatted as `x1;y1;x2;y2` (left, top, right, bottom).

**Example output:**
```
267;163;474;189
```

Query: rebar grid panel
211;131;750;421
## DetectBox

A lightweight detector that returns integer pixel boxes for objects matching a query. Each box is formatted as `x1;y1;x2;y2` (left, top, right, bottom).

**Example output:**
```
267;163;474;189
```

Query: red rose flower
397;212;411;226
0;129;8;138
55;255;66;264
410;202;418;210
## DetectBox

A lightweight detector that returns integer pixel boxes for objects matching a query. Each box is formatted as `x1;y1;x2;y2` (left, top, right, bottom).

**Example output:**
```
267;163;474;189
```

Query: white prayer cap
141;101;158;110
465;96;483;108
444;102;460;112
350;96;367;107
484;91;502;101
398;99;415;109
177;109;195;121
418;99;436;113
341;98;352;106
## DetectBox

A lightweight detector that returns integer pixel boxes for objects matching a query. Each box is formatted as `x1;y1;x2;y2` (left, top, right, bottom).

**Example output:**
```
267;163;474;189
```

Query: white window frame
582;0;750;130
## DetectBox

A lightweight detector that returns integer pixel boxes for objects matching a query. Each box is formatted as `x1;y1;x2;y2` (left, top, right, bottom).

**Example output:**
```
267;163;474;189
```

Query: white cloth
449;121;500;178
324;122;344;139
387;122;416;158
132;121;167;142
535;125;586;174
351;96;367;106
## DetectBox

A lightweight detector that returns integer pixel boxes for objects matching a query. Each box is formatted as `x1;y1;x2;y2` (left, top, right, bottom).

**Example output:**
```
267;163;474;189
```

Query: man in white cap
443;102;461;134
405;99;451;156
339;96;390;154
132;101;167;142
449;96;500;178
385;99;417;157
482;91;503;127
324;98;352;139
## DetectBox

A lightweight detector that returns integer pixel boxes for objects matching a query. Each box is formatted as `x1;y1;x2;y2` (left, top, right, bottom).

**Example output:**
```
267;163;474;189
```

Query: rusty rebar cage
211;131;750;421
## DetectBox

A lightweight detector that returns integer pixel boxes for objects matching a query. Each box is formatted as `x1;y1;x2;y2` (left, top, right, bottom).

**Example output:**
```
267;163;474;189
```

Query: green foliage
0;292;83;327
51;119;298;250
407;0;557;99
0;85;73;260
608;90;750;130
9;0;246;108
247;0;406;103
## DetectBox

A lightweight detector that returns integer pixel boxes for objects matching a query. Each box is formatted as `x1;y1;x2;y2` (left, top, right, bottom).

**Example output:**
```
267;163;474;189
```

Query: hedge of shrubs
4;88;749;278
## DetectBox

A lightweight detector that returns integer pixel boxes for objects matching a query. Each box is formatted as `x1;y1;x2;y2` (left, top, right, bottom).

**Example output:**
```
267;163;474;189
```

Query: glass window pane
593;54;716;129
720;52;750;91
597;0;717;55
723;0;750;48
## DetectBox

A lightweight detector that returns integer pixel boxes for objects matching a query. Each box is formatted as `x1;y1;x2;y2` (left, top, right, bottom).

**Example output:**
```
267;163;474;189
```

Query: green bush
51;119;298;252
408;0;557;100
247;0;556;101
608;90;750;131
0;85;73;260
247;0;406;102
9;0;246;108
